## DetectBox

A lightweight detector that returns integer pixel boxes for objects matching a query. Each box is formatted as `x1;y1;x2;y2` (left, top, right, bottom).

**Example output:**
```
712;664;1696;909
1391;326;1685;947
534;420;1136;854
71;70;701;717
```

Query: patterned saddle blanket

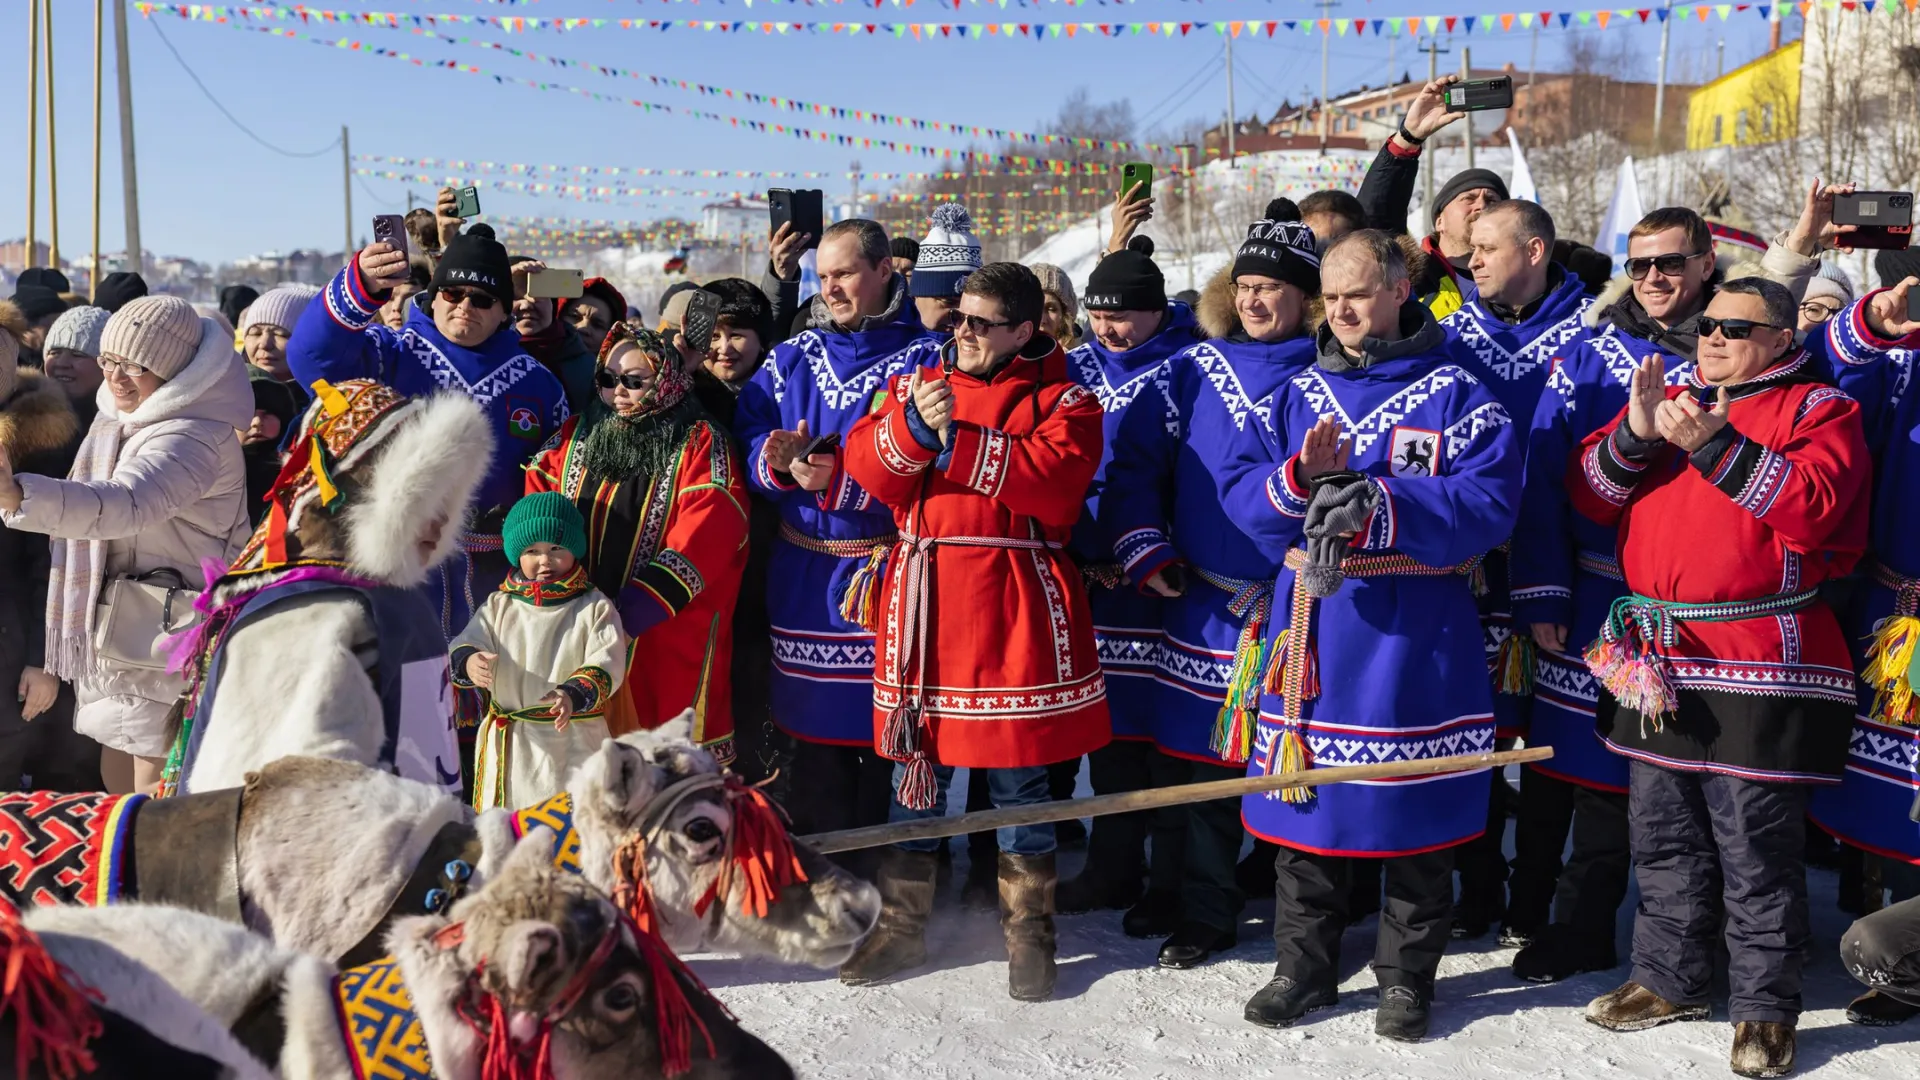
510;792;582;873
0;792;144;907
334;955;435;1080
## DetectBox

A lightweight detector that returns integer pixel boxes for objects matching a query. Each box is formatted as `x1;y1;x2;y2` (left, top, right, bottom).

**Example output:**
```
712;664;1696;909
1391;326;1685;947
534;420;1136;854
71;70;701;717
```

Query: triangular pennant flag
1502;13;1517;29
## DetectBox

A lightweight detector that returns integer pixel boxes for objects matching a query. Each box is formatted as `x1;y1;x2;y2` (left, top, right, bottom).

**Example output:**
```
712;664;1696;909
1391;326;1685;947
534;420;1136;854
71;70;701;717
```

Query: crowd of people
1;73;1918;1078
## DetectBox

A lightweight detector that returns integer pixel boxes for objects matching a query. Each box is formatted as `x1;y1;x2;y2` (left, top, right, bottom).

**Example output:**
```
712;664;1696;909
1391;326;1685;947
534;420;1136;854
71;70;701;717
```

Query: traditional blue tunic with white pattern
1104;334;1317;763
1442;269;1593;736
734;293;940;745
1218;320;1522;857
1065;302;1202;740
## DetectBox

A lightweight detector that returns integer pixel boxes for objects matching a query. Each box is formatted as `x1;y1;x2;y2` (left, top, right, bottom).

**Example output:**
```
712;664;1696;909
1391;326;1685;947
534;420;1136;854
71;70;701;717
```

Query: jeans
891;763;1056;856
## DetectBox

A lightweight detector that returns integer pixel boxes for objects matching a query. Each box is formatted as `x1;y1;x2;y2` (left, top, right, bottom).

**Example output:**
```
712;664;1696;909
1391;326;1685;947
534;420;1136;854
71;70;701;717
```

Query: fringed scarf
42;413;126;682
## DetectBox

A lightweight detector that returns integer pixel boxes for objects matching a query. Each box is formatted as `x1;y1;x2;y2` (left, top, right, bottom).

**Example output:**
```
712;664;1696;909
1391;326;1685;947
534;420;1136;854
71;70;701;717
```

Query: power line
1136;47;1226;131
147;17;341;159
356;175;404;210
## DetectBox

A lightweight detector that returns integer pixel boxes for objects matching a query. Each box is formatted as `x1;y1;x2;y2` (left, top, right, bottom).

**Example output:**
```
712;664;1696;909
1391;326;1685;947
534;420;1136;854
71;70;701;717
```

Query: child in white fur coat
451;493;627;811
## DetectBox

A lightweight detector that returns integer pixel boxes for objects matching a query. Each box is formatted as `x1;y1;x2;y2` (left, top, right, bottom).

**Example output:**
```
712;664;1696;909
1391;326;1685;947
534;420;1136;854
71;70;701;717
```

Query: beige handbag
92;568;203;671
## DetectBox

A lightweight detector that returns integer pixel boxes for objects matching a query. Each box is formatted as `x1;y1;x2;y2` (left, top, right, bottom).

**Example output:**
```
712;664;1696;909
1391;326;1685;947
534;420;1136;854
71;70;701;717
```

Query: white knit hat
45;305;111;359
102;295;203;380
911;204;983;298
1803;264;1854;308
240;283;321;336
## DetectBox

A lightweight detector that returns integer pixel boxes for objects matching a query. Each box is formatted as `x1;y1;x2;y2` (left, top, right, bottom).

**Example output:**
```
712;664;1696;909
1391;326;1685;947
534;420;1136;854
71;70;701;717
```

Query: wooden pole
26;0;42;270
802;746;1552;854
90;0;103;300
43;0;61;272
113;0;141;274
341;125;353;259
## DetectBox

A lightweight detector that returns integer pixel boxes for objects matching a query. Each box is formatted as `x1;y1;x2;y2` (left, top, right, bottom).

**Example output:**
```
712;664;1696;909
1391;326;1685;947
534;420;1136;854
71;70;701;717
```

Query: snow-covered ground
696;815;1913;1079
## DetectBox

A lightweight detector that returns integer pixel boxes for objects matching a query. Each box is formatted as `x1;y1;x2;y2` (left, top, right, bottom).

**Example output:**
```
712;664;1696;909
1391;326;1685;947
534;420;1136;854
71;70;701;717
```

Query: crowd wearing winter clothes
6;72;1920;1079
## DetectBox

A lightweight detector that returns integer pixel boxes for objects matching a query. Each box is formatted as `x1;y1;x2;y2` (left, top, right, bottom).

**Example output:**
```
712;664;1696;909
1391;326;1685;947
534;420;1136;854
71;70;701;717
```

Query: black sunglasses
959;313;1013;335
595;369;652;391
439;286;501;311
1697;316;1788;341
1624;251;1708;281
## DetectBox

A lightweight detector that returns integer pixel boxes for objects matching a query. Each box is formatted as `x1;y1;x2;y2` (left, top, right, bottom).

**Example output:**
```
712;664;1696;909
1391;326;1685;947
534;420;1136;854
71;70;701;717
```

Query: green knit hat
503;492;588;562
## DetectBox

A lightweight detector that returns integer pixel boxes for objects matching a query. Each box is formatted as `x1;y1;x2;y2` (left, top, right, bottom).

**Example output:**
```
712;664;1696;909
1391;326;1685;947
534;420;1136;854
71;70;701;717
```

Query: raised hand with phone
763;419;839;491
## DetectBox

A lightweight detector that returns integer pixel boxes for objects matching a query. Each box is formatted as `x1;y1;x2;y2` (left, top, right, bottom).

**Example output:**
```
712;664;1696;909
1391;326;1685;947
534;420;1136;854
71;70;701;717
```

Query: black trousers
1454;763;1510;918
0;685;101;793
1508;767;1632;937
1146;754;1245;931
1273;844;1455;995
783;740;896;839
1080;739;1155;884
1842;894;1920;1007
1629;760;1810;1023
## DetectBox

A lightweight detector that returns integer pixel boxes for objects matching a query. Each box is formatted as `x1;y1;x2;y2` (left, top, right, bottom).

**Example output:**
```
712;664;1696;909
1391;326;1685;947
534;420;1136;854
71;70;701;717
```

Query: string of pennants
355;154;1368;180
359;167;1125;200
135;1;1920;42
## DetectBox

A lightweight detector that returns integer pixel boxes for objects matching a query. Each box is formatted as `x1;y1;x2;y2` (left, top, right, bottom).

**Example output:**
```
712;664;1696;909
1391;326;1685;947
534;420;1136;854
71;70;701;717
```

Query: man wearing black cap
288;220;570;638
1102;199;1324;969
889;236;920;281
1055;234;1203;928
5;286;66;369
91;271;148;314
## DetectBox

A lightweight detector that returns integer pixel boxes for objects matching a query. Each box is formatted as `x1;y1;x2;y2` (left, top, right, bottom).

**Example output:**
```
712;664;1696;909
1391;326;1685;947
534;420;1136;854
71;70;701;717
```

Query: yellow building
1687;40;1801;150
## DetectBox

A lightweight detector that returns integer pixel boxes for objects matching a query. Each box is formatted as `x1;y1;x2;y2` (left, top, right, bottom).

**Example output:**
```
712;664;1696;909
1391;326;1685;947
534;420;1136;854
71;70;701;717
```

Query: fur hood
217;390;495;600
0;369;79;461
99;315;253;434
1196;263;1326;340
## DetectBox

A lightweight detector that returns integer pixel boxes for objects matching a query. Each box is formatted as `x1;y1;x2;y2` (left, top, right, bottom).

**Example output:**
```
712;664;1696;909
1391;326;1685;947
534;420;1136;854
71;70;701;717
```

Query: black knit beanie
1434;169;1509;218
1232;198;1321;296
1085;236;1166;312
706;277;774;346
94;272;149;313
9;286;65;323
220;284;261;331
15;267;70;295
430;223;513;307
890;236;921;263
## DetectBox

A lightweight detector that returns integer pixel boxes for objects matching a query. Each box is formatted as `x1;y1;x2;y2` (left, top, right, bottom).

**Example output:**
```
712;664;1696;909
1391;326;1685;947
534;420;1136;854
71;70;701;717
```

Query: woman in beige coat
0;295;252;792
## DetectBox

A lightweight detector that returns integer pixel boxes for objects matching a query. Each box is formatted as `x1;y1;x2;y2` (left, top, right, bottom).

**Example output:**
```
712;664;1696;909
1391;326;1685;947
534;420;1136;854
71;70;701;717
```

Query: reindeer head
568;713;880;968
392;829;791;1080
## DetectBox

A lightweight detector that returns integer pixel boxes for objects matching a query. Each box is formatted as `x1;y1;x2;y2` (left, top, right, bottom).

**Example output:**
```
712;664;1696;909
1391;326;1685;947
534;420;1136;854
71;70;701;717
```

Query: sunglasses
1697;316;1788;341
595;369;654;391
1624;251;1708;281
959;313;1013;335
439;286;501;311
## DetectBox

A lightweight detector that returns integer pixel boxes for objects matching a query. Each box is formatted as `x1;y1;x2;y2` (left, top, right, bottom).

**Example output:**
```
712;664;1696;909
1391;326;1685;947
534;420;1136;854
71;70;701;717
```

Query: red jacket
842;337;1112;768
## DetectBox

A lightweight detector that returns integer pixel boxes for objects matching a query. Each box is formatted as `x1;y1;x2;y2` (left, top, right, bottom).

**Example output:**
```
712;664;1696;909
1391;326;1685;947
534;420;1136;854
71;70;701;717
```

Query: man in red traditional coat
835;262;1111;1001
1570;276;1920;1077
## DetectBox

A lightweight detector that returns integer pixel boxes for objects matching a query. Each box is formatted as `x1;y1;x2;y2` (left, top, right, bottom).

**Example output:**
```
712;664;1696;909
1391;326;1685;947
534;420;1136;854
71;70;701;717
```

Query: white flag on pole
1593;157;1644;273
1506;128;1537;204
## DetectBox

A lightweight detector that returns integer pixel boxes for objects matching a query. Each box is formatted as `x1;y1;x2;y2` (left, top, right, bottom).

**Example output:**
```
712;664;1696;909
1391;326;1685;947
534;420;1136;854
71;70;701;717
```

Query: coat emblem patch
1388;426;1441;477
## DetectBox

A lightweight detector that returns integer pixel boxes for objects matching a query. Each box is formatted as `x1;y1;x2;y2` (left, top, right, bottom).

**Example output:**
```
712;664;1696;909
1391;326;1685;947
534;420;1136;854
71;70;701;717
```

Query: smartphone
1121;162;1153;201
525;268;585;300
799;432;841;459
371;214;409;260
1444;76;1515;113
682;288;722;353
1833;191;1914;251
454;185;482;219
768;188;824;251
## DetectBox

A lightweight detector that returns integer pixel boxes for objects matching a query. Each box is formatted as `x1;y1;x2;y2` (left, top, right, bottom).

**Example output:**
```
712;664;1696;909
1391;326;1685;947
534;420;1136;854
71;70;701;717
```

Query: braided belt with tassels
1585;589;1820;733
881;529;1066;811
1191;567;1276;764
1863;560;1920;727
1251;547;1479;803
778;523;897;631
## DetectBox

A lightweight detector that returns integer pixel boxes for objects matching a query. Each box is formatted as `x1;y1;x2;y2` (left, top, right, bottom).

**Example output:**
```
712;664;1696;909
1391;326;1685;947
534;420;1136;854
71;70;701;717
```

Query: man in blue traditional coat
734;219;942;845
1218;230;1522;1042
1054;234;1203;927
1102;199;1321;969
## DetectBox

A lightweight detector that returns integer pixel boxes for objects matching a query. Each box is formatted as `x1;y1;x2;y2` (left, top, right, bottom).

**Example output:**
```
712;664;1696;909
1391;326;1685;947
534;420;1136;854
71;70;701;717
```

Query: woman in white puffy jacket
0;295;252;793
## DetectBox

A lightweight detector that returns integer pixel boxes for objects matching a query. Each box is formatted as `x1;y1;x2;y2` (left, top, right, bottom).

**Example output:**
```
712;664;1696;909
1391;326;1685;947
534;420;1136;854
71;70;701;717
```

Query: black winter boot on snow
1375;985;1431;1042
1121;890;1181;938
1243;971;1338;1028
1846;989;1920;1026
1511;924;1619;983
1156;922;1237;969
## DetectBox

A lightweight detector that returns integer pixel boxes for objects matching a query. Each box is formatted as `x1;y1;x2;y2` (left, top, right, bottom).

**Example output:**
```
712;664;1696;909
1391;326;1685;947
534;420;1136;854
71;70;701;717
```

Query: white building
700;198;770;242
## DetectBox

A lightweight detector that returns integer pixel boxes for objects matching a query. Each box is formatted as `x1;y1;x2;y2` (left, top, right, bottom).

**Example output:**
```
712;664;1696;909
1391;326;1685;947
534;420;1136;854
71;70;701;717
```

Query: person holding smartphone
508;255;596;414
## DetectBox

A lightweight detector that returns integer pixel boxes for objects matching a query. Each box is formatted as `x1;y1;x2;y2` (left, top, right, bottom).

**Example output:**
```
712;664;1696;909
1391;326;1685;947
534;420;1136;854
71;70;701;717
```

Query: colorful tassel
694;779;809;921
879;704;918;763
1493;633;1537;695
0;901;103;1080
1261;629;1290;694
1585;636;1678;734
1865;614;1920;727
836;547;889;631
895;753;938;811
1210;622;1269;764
1259;725;1316;804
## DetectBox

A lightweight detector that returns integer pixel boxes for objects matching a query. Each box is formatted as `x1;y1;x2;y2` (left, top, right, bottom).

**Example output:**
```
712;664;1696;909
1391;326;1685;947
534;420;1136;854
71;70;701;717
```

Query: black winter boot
1242;971;1338;1028
1375;985;1431;1042
1121;890;1181;938
1511;924;1619;983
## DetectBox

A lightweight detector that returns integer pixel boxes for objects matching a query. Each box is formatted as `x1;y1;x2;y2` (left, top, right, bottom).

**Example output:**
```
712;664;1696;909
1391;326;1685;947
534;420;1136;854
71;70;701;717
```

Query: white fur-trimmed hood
99;314;253;433
342;391;495;587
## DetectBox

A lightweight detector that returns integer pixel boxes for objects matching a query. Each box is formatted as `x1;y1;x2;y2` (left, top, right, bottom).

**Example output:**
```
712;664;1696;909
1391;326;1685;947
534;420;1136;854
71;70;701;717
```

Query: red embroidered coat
525;416;749;760
842;338;1112;768
1568;352;1871;781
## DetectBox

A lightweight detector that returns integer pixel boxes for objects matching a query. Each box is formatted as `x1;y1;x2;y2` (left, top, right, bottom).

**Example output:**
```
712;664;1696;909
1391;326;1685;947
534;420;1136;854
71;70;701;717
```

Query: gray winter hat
45;305;112;359
241;284;321;336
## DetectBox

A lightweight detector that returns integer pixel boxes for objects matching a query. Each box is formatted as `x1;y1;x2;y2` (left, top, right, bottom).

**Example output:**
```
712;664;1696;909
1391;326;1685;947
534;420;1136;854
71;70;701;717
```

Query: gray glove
1300;473;1381;598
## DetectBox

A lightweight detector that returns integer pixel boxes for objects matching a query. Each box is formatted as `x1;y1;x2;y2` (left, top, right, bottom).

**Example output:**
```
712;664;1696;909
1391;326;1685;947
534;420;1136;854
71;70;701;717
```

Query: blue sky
0;0;1779;264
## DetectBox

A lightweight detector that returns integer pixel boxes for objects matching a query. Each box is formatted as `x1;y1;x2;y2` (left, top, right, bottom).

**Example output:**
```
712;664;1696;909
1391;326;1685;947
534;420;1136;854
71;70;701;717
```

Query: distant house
1687;41;1802;151
700;198;770;242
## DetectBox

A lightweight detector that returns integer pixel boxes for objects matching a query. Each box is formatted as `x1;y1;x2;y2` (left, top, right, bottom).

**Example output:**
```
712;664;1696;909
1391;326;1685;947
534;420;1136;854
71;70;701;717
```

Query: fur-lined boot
839;848;938;987
999;852;1058;1002
1730;1021;1795;1078
1585;981;1711;1031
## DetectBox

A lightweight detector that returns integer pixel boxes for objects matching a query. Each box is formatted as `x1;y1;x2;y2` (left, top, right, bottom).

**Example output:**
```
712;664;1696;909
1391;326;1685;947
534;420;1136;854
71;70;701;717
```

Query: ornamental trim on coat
1186;343;1272;432
1094;625;1161;674
873;668;1106;720
778;331;933;410
1846;718;1920;785
1031;546;1074;682
1442;400;1512;463
1443;299;1593;382
1291;366;1474;455
1066;343;1161;414
1253;711;1495;769
770;628;878;674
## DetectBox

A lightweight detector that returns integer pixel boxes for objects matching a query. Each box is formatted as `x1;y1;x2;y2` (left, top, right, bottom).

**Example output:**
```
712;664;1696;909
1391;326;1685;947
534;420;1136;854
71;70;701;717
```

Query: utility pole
1528;22;1539;91
113;0;142;273
1224;34;1237;167
1178;143;1196;288
91;0;103;299
341;126;353;258
1421;37;1449;235
1461;47;1475;170
1652;0;1674;154
1717;38;1725;79
27;0;42;270
1318;10;1331;153
43;0;60;271
850;160;862;222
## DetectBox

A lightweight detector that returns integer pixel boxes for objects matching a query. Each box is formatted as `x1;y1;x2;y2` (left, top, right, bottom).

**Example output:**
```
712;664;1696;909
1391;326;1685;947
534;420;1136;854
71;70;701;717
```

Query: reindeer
19;830;793;1079
0;717;879;972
